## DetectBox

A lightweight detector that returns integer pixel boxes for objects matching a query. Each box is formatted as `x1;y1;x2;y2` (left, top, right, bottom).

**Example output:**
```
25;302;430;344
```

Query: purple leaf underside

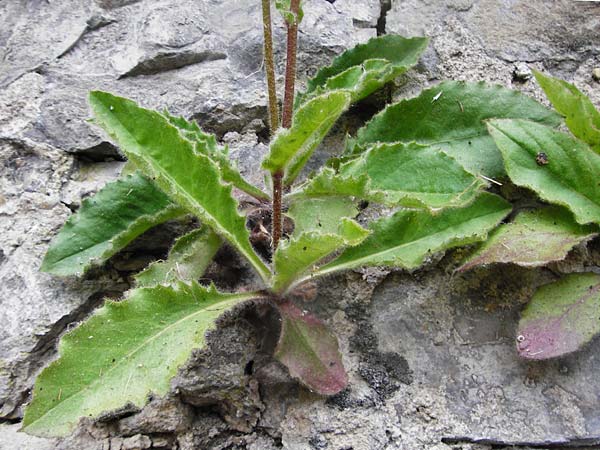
274;300;348;395
517;273;600;360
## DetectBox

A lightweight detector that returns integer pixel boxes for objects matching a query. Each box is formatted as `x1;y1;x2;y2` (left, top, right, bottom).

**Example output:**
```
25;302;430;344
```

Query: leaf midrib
500;123;600;218
48;205;182;268
27;293;253;430
106;115;268;280
319;207;506;275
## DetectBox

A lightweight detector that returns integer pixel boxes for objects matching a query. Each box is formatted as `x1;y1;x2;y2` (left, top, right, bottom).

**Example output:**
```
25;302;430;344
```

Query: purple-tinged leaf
517;273;600;360
459;207;598;272
275;301;347;395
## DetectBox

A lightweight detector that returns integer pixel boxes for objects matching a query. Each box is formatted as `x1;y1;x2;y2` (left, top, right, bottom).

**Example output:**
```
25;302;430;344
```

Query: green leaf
89;91;270;283
350;81;562;178
262;91;352;184
517;273;600;360
292;166;370;202
41;172;185;276
275;300;347;395
297;142;486;209
22;282;260;437
533;70;600;152
164;111;269;201
287;196;359;236
275;0;303;25
134;227;221;287
297;35;429;105
273;196;368;292
488;119;600;225
273;219;369;293
303;193;511;282
459;207;598;272
163;111;221;154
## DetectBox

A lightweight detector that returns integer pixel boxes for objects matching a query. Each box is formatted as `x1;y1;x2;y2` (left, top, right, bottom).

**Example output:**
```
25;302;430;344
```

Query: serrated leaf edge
134;227;221;287
89;92;271;283
487;118;600;225
262;91;352;183
302;35;429;104
41;173;186;276
22;282;264;437
294;143;488;211
296;194;512;284
351;80;562;155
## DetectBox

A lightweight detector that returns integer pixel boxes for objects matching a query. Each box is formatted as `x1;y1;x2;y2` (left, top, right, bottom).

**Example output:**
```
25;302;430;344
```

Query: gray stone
386;0;600;110
0;423;57;450
333;0;381;28
513;62;533;82
115;396;193;436
0;1;97;88
371;266;600;447
1;0;376;157
224;131;269;194
60;160;125;207
1;0;600;449
109;2;228;78
121;434;152;450
386;0;599;65
172;314;264;433
0;138;124;419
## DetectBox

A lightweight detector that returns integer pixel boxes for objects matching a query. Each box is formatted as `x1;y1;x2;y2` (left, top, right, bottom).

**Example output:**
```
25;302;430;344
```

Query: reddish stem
281;0;300;129
272;0;300;251
271;171;284;249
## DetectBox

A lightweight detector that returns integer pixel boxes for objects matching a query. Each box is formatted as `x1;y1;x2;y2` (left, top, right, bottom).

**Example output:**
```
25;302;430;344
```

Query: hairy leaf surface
517;273;600;360
293;167;369;202
274;197;368;292
275;301;347;395
297;142;486;209
350;81;561;178
164;111;269;200
533;70;600;152
488;119;600;225
135;227;221;287
262;91;351;184
273;219;369;292
22;282;260;437
306;193;511;280
89;91;270;282
297;35;429;105
459;207;598;271
287;196;358;235
41;172;184;276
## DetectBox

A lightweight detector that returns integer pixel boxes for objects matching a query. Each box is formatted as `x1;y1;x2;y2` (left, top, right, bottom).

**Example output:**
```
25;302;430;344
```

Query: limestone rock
1;0;599;449
1;0;376;157
0;423;57;450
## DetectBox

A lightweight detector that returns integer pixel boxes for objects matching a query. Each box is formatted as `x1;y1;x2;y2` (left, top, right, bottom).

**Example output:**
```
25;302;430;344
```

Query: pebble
513;62;532;82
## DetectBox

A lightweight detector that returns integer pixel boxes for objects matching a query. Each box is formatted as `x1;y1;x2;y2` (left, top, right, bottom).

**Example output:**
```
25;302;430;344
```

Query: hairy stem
261;0;279;133
272;0;301;250
281;0;300;129
272;171;284;249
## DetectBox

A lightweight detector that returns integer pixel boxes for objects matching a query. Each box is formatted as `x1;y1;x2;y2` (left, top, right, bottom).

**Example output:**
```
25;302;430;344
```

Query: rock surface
0;0;599;449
